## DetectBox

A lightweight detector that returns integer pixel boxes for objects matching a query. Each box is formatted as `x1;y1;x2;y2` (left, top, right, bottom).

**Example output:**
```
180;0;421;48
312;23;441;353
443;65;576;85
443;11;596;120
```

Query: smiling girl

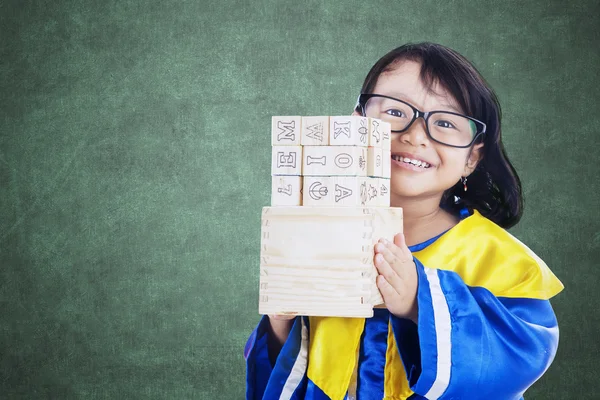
245;42;564;400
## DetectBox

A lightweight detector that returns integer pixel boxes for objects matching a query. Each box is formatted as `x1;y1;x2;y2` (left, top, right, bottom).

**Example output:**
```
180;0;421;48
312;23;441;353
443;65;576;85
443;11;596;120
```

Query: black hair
356;42;523;229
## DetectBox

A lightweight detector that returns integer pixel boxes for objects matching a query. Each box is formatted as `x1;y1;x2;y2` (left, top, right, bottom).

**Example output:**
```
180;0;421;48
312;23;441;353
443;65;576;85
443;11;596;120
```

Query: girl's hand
373;233;419;322
268;314;296;321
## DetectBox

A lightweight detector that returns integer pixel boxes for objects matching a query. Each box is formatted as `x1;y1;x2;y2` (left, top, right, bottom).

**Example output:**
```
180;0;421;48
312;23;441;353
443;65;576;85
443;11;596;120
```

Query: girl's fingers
393;233;412;259
374;253;403;290
375;241;398;266
377;275;398;304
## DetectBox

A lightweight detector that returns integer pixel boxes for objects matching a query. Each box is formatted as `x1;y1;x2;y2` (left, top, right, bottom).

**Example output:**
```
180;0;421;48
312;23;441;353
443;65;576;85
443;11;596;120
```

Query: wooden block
272;116;301;146
368;118;384;148
272;176;303;206
378;178;391;207
365;177;379;206
303;145;367;176
272;146;302;175
303;176;380;207
302;176;334;206
367;147;383;177
381;150;391;179
380;120;391;150
301;116;329;146
259;206;403;317
329;116;369;147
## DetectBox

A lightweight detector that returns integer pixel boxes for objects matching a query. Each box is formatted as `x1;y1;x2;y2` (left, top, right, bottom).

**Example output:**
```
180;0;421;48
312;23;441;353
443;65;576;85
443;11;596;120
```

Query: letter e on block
272;116;301;146
272;146;302;175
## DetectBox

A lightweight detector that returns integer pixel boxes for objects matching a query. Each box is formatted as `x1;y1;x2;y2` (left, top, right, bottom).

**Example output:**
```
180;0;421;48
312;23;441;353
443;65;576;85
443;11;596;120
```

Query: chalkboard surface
1;0;598;398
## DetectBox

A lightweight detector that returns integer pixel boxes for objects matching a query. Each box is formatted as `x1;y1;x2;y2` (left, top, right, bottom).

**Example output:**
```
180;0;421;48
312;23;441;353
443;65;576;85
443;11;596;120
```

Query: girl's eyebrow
384;91;463;114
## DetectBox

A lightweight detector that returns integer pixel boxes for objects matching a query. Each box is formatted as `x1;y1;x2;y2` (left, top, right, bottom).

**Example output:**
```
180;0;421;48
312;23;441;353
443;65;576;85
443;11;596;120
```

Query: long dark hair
356;42;523;229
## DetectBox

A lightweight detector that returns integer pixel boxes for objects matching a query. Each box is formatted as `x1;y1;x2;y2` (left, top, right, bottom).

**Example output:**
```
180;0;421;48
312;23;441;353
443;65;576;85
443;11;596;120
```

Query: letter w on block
258;206;403;318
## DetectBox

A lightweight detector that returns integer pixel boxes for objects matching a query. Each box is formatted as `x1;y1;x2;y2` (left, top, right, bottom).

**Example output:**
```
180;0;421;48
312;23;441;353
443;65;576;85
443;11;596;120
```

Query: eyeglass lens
364;97;478;147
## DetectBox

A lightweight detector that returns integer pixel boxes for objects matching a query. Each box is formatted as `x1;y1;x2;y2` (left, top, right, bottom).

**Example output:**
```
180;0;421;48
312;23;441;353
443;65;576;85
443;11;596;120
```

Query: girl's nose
397;117;429;147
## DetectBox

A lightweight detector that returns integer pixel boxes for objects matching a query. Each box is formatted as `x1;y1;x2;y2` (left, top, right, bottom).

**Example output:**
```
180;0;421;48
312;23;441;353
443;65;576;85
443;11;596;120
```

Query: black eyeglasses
355;93;486;148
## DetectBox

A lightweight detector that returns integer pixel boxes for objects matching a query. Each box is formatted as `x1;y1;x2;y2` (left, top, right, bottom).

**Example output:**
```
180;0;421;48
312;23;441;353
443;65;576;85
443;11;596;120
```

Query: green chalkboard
1;0;598;398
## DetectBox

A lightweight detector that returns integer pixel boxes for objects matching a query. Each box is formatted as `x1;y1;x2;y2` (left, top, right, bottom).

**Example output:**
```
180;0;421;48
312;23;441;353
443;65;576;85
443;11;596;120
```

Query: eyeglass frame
355;93;487;148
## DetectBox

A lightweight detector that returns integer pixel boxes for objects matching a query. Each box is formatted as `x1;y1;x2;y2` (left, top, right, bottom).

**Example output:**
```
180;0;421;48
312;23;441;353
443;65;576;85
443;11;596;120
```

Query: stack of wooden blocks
259;116;404;318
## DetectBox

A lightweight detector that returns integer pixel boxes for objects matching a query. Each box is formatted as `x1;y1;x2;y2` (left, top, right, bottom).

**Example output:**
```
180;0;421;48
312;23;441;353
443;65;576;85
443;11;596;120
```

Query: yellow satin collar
306;209;564;400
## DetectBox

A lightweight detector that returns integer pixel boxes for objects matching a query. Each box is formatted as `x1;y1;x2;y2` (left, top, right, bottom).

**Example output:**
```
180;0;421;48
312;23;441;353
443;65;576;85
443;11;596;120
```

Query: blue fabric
407;258;438;396
356;308;388;398
244;315;273;400
389;315;421;386
396;266;559;400
263;316;308;398
304;378;333;399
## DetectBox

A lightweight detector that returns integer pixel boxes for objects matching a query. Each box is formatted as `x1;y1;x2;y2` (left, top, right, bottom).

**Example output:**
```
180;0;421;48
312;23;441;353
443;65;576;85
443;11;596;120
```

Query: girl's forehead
374;60;462;112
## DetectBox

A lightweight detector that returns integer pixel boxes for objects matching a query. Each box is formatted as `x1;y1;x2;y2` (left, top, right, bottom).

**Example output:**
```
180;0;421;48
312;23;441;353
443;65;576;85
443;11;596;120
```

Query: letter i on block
272;116;301;146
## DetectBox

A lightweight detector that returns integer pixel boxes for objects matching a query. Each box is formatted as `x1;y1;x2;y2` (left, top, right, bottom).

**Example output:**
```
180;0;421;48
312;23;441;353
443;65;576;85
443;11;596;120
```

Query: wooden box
258;206;403;318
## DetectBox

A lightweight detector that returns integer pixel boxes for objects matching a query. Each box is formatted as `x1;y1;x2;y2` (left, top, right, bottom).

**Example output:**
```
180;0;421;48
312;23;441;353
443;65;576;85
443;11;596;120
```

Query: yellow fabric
306;209;564;399
412;209;564;299
306;316;365;400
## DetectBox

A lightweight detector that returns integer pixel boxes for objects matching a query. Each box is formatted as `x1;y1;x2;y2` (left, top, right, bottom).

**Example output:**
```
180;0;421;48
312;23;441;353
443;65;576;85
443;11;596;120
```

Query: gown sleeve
390;257;560;400
244;315;309;399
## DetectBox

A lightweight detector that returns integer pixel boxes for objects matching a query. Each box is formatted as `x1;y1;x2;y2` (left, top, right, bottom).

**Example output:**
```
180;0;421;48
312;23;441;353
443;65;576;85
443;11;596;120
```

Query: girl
244;42;564;400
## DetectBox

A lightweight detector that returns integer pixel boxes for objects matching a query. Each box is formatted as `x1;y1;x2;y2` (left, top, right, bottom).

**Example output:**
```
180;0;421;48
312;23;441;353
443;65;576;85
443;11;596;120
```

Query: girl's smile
391;152;433;171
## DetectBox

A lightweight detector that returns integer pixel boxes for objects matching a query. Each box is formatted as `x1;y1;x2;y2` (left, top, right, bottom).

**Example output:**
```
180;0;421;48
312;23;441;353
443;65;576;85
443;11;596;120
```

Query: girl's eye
435;120;456;129
385;109;406;118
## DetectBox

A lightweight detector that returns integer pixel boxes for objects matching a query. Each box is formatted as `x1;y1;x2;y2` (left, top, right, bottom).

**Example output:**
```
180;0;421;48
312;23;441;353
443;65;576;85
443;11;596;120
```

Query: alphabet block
380;120;391;150
258;206;403;317
302;145;367;176
368;118;383;148
378;178;391;207
381;150;391;179
301;116;329;146
302;177;380;207
272;146;302;176
329;116;369;147
367;147;383;177
272;176;303;206
272;116;301;146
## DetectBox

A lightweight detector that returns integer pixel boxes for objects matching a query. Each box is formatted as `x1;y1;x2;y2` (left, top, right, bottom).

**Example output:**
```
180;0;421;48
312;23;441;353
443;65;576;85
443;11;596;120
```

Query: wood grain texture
258;206;403;317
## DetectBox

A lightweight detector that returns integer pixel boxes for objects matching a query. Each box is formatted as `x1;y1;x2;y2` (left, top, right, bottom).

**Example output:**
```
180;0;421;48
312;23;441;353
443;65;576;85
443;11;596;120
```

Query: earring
461;176;468;192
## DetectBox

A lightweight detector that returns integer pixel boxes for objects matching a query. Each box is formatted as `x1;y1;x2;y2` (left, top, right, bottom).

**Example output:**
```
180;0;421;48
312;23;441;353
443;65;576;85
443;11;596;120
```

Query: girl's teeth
393;155;430;168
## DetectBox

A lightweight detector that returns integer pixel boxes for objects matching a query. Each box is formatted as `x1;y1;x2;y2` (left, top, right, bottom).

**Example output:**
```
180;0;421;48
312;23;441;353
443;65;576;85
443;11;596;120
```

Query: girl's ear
464;143;484;176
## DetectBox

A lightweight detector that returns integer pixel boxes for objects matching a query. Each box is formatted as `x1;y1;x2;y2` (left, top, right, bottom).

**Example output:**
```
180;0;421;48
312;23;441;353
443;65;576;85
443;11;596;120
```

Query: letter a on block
272;116;301;146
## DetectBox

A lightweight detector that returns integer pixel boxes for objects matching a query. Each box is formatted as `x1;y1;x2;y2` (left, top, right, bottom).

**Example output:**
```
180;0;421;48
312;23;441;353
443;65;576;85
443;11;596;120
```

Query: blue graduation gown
244;209;564;399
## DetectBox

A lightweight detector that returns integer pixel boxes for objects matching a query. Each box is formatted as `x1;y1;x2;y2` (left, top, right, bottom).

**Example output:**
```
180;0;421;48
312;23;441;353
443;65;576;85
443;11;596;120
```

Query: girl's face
365;60;483;203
